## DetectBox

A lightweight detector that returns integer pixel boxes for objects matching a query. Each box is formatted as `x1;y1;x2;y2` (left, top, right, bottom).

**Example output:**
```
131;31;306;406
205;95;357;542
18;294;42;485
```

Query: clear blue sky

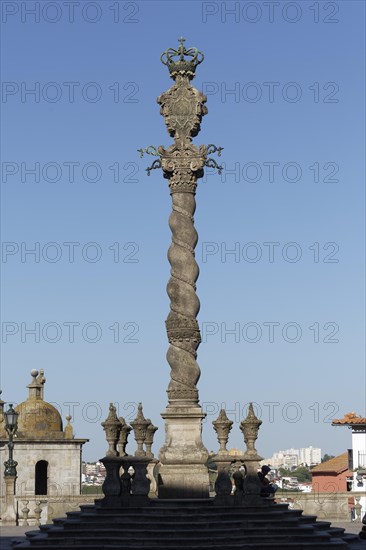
1;0;365;462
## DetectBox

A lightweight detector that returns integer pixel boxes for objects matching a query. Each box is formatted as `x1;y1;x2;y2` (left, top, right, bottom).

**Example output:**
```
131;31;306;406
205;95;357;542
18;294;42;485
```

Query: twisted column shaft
166;191;201;405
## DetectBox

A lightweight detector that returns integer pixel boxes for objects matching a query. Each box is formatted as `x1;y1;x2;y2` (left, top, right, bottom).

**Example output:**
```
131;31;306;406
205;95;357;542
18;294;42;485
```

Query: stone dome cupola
14;369;64;439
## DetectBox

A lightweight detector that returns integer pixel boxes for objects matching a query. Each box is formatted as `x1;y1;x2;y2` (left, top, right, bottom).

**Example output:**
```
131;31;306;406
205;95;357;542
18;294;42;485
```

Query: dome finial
64;415;73;439
27;369;46;400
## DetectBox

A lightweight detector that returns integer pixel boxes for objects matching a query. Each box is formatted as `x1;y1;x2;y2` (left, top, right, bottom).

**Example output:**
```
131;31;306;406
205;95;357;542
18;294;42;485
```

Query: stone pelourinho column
139;38;222;498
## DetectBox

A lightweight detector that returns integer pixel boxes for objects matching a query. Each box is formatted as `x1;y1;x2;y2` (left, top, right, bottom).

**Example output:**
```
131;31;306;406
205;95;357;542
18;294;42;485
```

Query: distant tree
293;466;312;482
321;454;335;463
279;466;311;482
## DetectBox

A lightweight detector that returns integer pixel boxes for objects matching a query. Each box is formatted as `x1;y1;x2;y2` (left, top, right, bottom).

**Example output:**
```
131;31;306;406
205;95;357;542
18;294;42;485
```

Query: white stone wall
352;430;366;469
0;442;82;500
351;430;366;514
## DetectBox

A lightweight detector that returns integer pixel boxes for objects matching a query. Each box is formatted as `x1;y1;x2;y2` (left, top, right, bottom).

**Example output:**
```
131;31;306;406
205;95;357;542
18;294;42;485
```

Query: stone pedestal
212;452;234;506
158;406;209;498
100;455;153;508
2;475;17;525
243;453;264;507
100;457;123;509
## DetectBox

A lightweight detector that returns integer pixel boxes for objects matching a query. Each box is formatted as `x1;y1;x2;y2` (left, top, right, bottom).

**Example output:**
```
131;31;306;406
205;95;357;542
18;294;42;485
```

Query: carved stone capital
160;145;206;194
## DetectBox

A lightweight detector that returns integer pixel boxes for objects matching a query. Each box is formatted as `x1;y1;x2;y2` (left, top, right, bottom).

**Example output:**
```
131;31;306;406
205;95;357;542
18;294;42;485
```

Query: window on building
35;460;48;495
346;477;353;492
348;449;353;471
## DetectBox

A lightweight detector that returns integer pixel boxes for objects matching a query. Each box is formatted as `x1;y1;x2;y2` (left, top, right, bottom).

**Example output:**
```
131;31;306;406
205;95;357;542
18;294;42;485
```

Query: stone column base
158;405;209;498
158;464;209;498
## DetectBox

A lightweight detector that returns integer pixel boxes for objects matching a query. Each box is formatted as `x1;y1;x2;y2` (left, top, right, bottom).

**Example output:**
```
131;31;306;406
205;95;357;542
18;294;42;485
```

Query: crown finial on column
160;37;204;80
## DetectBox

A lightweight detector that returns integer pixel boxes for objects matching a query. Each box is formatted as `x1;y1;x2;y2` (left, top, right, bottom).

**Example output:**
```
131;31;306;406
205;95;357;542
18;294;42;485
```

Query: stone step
90;502;290;512
299;515;319;523
59;518;309;530
39;525;325;539
340;533;364;543
22;533;342;547
66;507;302;520
17;501;358;550
312;521;332;530
14;542;349;550
61;513;304;526
61;512;308;523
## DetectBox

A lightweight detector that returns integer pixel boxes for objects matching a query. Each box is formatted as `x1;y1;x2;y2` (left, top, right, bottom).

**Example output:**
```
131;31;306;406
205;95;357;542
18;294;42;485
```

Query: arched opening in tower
35;460;48;495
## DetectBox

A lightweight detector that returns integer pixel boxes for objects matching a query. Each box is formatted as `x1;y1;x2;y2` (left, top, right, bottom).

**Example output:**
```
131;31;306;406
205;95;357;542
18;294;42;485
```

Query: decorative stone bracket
138;143;223;178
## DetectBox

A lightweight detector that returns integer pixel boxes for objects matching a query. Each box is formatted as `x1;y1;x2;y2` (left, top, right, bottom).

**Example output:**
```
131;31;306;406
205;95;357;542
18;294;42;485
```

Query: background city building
264;446;322;469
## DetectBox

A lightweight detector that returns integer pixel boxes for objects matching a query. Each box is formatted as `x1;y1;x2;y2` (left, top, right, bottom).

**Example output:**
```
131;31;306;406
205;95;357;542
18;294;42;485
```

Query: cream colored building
0;369;88;501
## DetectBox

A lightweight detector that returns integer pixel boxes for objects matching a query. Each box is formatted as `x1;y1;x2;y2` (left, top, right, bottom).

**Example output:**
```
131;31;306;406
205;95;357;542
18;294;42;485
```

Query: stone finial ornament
130;403;149;457
101;403;122;457
240;403;262;456
36;369;46;399
213;409;233;453
117;416;132;457
145;420;158;458
64;415;73;439
28;369;43;399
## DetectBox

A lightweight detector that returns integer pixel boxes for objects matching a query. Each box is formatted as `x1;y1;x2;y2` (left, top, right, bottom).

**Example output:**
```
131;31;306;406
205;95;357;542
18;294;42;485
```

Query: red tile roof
311;452;349;474
332;412;366;425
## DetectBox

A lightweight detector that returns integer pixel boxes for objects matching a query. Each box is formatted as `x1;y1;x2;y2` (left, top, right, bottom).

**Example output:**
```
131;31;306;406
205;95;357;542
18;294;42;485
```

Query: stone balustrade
99;402;158;507
0;494;96;525
211;404;263;506
277;491;366;521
